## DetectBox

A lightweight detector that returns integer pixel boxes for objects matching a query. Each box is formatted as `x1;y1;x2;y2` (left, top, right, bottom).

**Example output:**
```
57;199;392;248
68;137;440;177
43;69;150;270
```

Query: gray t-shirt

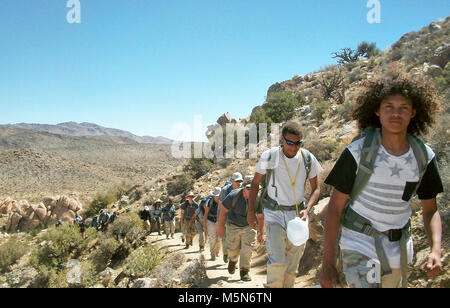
222;189;248;227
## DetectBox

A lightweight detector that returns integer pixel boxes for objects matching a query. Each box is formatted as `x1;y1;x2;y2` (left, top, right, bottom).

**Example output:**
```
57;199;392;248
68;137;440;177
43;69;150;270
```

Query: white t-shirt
255;147;323;228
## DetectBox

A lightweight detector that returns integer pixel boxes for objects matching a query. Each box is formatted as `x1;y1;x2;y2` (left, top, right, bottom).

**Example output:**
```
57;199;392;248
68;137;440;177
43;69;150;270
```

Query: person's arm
257;213;265;244
319;188;349;288
180;209;185;227
300;176;320;220
421;198;442;278
247;172;264;229
217;205;229;239
203;206;210;234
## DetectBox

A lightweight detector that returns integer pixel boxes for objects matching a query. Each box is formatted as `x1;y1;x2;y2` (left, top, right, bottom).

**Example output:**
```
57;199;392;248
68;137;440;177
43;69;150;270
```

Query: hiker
217;172;244;263
151;199;163;235
319;70;443;288
73;213;85;237
88;216;98;229
109;211;118;224
162;197;176;239
180;192;199;249
218;176;263;281
190;197;206;252
140;206;152;234
98;209;111;231
247;120;323;288
203;187;222;261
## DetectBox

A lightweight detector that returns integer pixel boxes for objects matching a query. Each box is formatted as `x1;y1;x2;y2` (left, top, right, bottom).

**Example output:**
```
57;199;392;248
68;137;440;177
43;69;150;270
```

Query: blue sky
0;1;448;141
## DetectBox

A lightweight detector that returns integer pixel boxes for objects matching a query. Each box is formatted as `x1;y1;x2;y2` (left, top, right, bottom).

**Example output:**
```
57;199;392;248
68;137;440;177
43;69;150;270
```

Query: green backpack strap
231;188;244;210
347;127;381;204
300;148;312;182
407;134;428;195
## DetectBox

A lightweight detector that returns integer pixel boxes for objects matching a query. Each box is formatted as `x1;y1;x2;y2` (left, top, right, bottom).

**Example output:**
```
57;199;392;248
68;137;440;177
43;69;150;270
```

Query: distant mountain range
1;122;173;144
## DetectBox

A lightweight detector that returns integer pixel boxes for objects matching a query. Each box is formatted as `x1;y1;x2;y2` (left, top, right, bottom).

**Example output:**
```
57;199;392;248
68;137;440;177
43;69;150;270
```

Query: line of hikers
165;71;444;288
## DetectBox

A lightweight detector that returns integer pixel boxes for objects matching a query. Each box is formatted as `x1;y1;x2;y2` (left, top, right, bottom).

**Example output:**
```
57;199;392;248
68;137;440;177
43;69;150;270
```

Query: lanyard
281;149;303;215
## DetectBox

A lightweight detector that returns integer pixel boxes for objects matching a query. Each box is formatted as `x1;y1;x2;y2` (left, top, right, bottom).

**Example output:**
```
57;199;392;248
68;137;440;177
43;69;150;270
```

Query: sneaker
228;260;237;274
210;255;216;261
240;270;251;282
223;254;228;263
182;237;185;243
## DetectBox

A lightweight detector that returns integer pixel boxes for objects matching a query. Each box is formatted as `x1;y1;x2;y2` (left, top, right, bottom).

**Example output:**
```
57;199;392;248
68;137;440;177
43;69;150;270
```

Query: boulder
217;112;234;126
131;278;158;288
7;212;22;232
34;203;47;221
423;63;443;78
431;44;450;69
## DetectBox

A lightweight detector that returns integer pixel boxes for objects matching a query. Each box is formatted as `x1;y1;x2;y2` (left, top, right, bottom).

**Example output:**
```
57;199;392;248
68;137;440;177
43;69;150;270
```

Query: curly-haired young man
320;69;444;288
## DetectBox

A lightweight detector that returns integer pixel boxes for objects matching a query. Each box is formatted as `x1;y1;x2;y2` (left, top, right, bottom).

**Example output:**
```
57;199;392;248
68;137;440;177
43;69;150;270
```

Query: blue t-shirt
222;189;248;227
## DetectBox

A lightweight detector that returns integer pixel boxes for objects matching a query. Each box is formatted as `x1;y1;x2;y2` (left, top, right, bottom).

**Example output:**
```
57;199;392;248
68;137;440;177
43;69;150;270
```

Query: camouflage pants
341;249;402;288
226;224;257;271
265;222;305;288
183;220;196;246
164;220;175;237
195;220;205;248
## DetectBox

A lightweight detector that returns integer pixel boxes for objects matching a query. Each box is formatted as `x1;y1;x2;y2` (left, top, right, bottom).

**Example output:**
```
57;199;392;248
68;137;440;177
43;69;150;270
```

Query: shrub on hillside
0;236;29;273
310;99;329;121
336;100;356;121
85;182;132;218
47;260;97;288
304;138;339;162
124;244;162;278
92;234;120;272
167;173;194;196
30;224;96;270
263;91;304;123
183;158;215;179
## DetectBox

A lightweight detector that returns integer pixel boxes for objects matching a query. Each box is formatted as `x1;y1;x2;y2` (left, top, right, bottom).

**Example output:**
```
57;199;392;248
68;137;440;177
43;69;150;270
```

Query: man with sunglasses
247;121;323;288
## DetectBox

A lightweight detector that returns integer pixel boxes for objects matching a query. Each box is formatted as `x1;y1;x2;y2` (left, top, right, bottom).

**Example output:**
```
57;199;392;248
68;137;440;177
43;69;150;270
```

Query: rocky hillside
0;127;183;202
0;17;448;288
1;122;173;145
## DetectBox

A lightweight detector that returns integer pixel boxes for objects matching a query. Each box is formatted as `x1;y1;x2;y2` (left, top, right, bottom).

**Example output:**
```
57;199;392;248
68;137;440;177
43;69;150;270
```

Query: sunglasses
283;136;303;147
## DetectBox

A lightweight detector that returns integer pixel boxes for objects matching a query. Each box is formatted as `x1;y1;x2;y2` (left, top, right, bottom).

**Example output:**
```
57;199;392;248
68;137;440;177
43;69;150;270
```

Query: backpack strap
407;134;428;196
231;188;245;211
300;148;312;183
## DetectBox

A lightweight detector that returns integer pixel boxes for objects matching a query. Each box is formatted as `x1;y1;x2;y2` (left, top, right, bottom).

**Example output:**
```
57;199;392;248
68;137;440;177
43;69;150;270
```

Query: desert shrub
167;173;194;196
263;91;304;123
183;158;214;179
106;213;146;248
311;99;330;121
48;260;97;288
124;244;162;278
92;234;120;271
0;236;29;272
85;182;132;218
30;224;96;270
337;100;356;121
304;138;339;162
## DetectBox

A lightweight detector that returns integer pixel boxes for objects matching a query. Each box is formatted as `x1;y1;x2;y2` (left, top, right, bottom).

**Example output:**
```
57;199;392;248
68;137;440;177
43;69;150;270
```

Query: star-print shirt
325;137;443;268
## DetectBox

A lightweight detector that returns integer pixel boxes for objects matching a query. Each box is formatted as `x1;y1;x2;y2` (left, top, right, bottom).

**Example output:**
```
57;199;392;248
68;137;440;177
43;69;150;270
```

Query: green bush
0;236;29;272
311;100;329;121
304;138;339;162
85;182;132;218
48;260;97;288
30;224;96;270
167;173;194;196
337;100;356;121
263;91;303;123
183;158;214;179
92;234;120;271
106;213;146;248
124;244;162;278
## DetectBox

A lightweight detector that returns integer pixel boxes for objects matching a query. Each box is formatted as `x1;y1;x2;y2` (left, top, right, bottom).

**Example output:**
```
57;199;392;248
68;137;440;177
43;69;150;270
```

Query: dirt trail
146;230;318;288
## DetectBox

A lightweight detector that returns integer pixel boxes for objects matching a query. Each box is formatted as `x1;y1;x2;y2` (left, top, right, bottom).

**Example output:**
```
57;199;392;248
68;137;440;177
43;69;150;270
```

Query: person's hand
320;264;338;288
257;232;265;245
203;226;208;234
247;211;257;229
425;251;442;278
299;210;309;221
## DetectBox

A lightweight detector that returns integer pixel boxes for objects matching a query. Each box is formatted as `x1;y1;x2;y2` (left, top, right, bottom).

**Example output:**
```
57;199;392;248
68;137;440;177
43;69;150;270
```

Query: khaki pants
143;220;151;232
207;220;220;258
341;249;402;288
226;224;257;271
164;220;175;237
265;222;306;288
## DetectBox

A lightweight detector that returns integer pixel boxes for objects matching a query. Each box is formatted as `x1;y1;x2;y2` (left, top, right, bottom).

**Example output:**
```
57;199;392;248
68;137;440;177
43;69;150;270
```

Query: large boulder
0;198;15;215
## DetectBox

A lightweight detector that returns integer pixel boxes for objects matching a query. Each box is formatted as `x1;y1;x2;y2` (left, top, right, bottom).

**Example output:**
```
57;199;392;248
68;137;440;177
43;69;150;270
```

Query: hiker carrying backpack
320;72;443;289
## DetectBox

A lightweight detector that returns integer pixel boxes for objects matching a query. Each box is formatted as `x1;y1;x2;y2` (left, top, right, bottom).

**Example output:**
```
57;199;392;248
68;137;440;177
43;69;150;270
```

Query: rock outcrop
0;195;83;232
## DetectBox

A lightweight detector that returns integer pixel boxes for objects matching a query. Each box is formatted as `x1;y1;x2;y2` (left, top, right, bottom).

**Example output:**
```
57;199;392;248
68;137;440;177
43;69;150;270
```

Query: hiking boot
184;244;190;249
210;255;216;261
182;237;185;243
240;270;251;282
228;260;237;274
223;254;228;263
199;246;204;252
